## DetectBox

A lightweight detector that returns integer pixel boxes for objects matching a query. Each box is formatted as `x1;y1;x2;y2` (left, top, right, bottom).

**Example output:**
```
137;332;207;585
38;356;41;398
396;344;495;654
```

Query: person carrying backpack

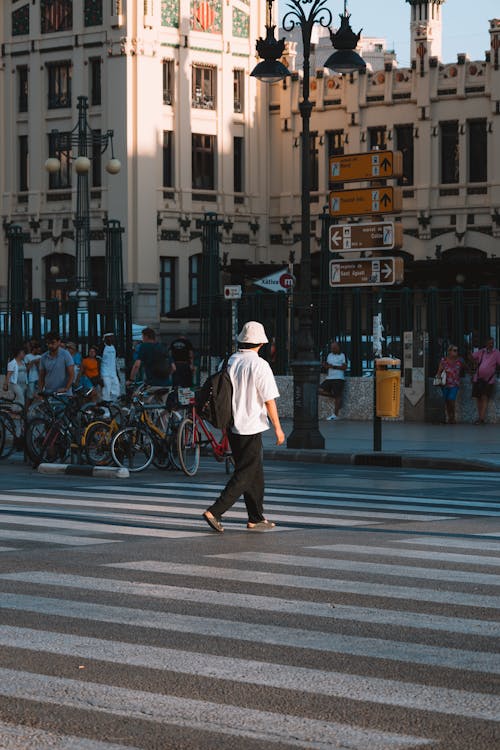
203;321;285;534
127;328;171;389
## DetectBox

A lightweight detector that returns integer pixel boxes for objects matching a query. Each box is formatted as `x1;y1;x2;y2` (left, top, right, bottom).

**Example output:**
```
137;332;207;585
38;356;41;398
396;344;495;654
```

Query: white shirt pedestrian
100;338;121;401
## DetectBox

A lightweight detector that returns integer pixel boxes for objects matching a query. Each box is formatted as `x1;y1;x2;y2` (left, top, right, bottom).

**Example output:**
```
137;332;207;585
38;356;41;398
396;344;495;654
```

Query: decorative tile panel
161;0;179;28
12;4;30;36
84;0;103;27
41;0;73;33
190;0;222;33
232;7;249;38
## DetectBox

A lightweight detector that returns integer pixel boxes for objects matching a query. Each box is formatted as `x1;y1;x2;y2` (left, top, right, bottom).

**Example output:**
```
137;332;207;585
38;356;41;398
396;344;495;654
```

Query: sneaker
326;414;338;421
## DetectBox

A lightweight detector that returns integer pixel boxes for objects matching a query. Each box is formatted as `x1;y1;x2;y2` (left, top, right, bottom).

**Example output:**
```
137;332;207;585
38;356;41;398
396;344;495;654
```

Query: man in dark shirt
127;328;171;387
169;336;195;387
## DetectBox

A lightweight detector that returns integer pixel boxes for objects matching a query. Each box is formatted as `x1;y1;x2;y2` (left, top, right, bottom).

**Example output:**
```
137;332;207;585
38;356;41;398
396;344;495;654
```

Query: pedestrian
79;345;101;397
3;347;26;405
100;333;121;401
37;332;75;395
203;321;285;533
127;327;171;390
435;344;465;424
469;337;500;424
24;340;42;406
169;335;195;387
319;340;347;420
66;342;82;383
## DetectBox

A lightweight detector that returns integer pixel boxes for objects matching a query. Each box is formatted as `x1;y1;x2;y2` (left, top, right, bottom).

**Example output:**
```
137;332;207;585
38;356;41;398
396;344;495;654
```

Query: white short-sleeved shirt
227;349;280;435
7;358;19;385
100;344;117;377
24;353;41;383
327;352;347;380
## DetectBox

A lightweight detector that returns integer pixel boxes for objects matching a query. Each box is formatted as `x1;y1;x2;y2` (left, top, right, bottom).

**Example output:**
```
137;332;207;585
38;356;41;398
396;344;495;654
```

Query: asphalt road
0;457;498;749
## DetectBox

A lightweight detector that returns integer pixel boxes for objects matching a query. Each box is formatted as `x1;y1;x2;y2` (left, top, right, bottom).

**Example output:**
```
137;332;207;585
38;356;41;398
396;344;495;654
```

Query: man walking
203;321;285;533
127;327;171;388
38;332;74;395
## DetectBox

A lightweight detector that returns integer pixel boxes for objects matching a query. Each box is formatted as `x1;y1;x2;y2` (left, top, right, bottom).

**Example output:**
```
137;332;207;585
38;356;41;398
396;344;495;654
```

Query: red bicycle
176;394;233;477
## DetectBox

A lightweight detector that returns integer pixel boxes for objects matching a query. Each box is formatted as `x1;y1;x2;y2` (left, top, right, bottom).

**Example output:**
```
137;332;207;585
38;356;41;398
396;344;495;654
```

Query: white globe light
74;156;91;174
45;157;61;174
105;158;121;175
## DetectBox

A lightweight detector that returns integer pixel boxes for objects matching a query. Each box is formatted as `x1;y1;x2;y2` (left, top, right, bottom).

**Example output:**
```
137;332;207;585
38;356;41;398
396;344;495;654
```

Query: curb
263;449;500;473
37;463;129;479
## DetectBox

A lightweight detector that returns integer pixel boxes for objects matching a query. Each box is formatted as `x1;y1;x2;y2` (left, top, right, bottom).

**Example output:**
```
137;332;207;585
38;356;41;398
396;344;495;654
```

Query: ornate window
233;69;244;113
48;131;72;190
41;0;72;33
163;131;174;188
160;258;177;315
192;65;216;109
84;0;103;27
440;121;459;184
163;60;174;105
192;134;216;190
12;4;30;36
468;119;487;183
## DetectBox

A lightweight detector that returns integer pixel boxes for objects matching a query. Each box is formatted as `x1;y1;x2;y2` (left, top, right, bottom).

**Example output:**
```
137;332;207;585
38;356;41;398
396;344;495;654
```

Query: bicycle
25;388;95;466
110;388;183;472
0;398;26;459
176;394;234;477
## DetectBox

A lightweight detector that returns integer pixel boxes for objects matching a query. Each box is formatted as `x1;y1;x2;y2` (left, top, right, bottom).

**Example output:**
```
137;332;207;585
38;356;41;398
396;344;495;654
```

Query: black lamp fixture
252;0;365;449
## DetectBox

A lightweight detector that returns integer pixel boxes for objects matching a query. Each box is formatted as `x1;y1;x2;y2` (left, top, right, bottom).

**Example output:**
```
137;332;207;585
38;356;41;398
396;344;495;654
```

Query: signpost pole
372;291;383;451
231;299;238;353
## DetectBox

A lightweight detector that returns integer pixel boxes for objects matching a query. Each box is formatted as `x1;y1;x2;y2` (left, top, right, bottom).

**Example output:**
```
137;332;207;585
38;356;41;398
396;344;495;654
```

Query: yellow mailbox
375;358;401;418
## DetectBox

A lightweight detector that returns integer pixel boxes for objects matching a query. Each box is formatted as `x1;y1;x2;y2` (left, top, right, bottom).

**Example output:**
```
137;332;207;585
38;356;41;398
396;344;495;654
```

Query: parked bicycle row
0;384;233;478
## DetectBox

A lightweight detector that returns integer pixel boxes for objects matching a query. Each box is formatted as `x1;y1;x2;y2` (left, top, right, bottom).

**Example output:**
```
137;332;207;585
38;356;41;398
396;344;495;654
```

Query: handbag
433;370;446;386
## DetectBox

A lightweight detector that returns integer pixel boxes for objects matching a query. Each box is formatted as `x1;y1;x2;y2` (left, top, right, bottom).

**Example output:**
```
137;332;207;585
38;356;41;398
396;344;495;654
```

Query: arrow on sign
381;157;391;172
382;262;393;279
330;230;341;248
380;192;392;207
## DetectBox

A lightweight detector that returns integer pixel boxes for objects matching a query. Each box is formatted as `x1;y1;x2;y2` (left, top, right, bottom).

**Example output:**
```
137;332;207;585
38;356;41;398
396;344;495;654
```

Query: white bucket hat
237;321;269;344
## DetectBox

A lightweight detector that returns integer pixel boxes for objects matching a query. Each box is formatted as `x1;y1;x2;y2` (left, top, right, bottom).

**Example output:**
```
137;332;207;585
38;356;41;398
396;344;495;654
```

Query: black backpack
149;344;171;381
196;358;233;430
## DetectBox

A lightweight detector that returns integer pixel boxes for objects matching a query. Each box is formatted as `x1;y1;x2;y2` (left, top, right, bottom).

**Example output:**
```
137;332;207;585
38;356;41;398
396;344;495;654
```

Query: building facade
1;0;500;341
0;0;271;328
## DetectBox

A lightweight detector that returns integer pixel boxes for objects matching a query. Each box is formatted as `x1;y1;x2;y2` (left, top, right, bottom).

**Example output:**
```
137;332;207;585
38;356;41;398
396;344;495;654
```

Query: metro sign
329;221;403;253
329;257;405;287
329;150;403;183
329;186;402;218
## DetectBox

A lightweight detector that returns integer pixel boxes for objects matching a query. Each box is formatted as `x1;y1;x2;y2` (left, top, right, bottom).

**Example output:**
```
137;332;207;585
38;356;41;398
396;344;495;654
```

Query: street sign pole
231;299;238;352
373;291;383;451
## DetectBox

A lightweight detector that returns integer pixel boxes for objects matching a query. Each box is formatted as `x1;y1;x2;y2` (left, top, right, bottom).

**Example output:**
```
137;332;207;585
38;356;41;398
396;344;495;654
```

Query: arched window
41;0;72;34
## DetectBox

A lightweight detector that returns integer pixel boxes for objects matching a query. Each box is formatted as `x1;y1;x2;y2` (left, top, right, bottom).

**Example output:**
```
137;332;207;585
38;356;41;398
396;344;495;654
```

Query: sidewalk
262;419;500;472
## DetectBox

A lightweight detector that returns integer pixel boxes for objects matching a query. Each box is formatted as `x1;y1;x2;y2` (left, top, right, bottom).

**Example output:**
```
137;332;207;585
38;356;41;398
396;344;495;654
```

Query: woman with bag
435;344;464;424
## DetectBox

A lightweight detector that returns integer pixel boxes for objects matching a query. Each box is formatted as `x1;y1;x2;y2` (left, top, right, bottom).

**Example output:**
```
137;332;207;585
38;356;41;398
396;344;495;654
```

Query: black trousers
207;432;265;523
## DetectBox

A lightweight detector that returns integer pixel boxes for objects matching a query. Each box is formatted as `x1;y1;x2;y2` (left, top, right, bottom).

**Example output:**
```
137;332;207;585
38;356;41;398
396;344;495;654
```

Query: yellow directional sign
329;187;402;218
329;151;403;183
329;221;403;253
329;257;405;287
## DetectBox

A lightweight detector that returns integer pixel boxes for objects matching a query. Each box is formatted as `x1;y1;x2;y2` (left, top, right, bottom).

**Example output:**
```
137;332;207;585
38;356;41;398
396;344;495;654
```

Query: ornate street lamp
252;0;365;448
45;95;121;306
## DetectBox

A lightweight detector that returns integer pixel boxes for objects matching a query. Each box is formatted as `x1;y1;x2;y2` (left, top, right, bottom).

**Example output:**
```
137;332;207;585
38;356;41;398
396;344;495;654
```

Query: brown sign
329;257;405;287
329;222;403;253
329;186;402;218
329;151;403;183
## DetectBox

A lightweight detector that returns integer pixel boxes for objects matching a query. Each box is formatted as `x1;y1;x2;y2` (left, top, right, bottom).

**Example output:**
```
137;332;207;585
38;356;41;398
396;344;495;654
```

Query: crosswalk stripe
0;719;141;750
308;544;500;566
0;530;118;546
0;598;497;674
74;487;456;522
25;488;453;523
400;537;500;552
0;666;430;749
0;619;495;723
2;572;498;637
0;494;378;528
213;551;500;586
107;560;500;609
0;546;18;552
0;514;208;539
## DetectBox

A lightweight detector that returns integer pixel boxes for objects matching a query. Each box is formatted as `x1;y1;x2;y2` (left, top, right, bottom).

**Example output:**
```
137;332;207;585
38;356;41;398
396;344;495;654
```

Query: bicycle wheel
83;420;114;466
177;417;200;476
111;426;154;472
0;414;17;458
26;418;69;465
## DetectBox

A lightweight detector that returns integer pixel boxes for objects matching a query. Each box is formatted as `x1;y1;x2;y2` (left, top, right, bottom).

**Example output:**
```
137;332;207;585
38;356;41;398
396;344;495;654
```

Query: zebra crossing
0;477;486;555
0;526;499;747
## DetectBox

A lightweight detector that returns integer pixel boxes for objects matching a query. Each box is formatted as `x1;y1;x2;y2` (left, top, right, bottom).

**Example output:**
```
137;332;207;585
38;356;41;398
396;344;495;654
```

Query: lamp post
251;0;365;448
45;95;121;307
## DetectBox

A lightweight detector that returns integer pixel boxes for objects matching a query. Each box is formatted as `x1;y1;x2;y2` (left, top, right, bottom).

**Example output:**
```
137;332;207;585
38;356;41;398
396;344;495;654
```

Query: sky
278;1;499;68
